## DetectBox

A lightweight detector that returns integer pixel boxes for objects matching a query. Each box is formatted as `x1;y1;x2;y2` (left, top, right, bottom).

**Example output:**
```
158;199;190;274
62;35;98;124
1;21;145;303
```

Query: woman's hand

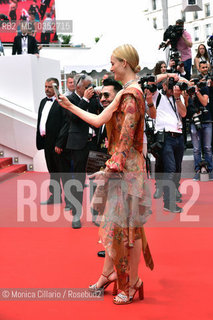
89;169;122;182
58;94;72;111
114;89;124;105
88;171;104;179
88;171;106;183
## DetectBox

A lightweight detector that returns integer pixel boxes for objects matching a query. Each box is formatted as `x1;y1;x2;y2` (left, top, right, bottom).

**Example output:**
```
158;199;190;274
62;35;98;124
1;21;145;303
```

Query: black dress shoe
164;204;183;213
97;251;105;257
72;219;81;229
153;188;163;199
64;205;71;211
40;196;62;205
64;203;74;211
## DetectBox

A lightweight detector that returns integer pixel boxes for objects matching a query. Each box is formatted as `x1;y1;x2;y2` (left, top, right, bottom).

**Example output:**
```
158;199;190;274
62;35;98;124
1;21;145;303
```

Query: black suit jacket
66;93;98;150
97;125;108;153
12;35;39;55
36;98;69;151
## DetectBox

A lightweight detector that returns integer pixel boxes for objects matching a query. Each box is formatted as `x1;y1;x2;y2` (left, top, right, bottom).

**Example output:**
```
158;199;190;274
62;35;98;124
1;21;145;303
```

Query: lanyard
166;96;180;121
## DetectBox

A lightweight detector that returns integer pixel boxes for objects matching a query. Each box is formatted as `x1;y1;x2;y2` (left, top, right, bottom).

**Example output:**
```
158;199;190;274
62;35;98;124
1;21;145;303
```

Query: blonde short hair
112;44;141;73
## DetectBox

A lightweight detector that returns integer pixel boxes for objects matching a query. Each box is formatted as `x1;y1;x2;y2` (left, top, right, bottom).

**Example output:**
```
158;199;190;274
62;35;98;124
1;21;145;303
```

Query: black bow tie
21;34;28;38
46;98;53;102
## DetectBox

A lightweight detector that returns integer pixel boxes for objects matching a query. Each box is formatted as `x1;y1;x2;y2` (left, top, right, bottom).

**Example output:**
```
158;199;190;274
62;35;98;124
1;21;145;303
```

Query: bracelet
147;102;154;108
175;97;181;101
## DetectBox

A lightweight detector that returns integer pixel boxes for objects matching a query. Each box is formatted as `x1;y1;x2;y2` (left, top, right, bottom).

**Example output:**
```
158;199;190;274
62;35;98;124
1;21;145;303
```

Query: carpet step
0;164;27;182
0;157;13;169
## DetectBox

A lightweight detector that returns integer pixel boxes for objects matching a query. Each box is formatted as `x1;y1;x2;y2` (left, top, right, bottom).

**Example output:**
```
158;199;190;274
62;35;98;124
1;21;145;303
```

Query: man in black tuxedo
65;74;101;229
12;22;39;55
36;78;69;205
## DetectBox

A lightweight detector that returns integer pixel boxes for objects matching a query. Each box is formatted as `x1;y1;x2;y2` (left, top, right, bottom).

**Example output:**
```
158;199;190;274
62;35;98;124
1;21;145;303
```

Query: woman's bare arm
58;90;123;127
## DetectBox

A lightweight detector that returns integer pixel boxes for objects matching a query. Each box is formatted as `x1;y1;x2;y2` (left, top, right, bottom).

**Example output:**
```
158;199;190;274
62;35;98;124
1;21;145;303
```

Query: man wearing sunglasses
97;78;122;153
93;78;122;257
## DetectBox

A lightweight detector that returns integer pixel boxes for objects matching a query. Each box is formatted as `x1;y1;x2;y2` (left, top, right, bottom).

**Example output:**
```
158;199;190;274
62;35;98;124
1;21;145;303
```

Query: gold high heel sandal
89;270;118;295
113;278;144;305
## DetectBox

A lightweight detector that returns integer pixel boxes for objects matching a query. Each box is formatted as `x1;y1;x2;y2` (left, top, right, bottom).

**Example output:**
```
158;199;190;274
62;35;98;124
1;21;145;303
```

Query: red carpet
0;172;213;319
0;157;27;182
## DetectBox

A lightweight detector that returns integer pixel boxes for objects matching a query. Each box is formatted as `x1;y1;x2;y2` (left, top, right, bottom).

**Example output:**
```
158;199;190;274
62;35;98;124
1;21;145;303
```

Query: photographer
176;19;192;80
156;71;189;148
187;75;213;181
143;83;157;172
138;75;157;176
198;60;209;79
208;77;213;149
152;75;186;213
160;19;192;80
168;51;187;78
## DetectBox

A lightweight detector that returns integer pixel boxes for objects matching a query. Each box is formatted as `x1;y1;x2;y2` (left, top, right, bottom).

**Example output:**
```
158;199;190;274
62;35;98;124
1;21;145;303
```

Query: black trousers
162;134;184;207
41;32;51;44
64;145;89;218
44;147;70;201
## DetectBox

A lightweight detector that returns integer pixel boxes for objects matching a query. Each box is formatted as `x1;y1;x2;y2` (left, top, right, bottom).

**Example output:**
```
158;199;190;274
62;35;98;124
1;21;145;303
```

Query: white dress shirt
21;34;28;54
152;90;183;134
39;97;55;136
74;91;95;136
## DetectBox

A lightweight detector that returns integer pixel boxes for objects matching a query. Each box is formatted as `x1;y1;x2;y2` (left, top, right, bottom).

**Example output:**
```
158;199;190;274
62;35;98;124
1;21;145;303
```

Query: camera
192;113;202;131
144;115;164;159
168;77;176;89
207;35;213;66
167;77;188;91
86;83;96;89
159;24;184;51
139;75;157;93
188;78;209;128
169;50;185;72
52;83;61;101
145;115;155;150
149;131;165;159
170;50;181;63
191;78;207;88
186;86;196;96
85;83;102;113
207;35;213;49
176;81;188;91
86;83;99;99
164;25;183;49
187;78;207;97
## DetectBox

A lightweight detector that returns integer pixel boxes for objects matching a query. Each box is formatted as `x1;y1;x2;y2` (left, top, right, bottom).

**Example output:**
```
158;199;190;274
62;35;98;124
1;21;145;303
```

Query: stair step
0;164;27;182
0;157;13;169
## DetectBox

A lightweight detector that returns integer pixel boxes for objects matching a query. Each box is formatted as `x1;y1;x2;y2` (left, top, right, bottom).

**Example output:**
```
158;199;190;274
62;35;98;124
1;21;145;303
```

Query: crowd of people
5;0;54;24
0;0;213;306
34;19;213;305
0;0;56;48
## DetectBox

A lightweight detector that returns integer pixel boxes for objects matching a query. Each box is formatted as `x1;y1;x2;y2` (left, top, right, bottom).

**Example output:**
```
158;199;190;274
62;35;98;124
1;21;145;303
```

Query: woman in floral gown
59;44;154;305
